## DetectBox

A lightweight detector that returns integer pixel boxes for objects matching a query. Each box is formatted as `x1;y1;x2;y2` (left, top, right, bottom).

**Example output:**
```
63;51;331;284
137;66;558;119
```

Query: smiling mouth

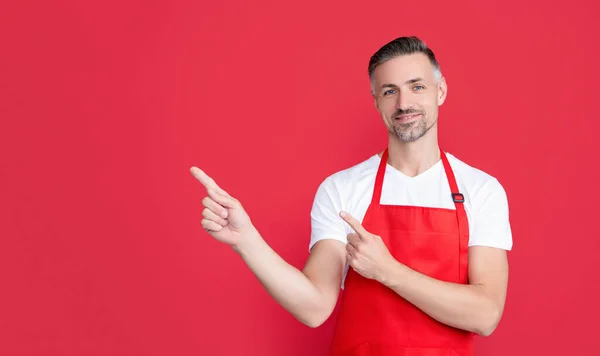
395;114;421;121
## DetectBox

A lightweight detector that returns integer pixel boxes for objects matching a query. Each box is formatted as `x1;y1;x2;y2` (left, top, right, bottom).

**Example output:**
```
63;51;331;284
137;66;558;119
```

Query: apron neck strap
440;150;464;206
372;148;388;205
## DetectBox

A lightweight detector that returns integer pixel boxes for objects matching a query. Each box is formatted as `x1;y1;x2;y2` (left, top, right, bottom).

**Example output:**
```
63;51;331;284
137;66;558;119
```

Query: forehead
372;53;435;86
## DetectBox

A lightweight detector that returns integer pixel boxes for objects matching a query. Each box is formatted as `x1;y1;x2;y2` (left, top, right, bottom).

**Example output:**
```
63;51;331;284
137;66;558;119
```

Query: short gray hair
368;36;442;91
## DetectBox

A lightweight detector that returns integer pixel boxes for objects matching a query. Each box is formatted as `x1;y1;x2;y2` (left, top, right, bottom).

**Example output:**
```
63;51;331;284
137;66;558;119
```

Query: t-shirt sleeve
308;177;348;251
469;178;513;250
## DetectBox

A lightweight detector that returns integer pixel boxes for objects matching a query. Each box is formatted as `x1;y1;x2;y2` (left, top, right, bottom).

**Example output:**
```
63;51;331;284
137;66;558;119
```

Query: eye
383;89;396;96
413;85;425;91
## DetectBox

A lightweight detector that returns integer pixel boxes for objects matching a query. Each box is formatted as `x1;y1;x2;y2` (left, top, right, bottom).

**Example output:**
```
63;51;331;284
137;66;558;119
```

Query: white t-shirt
309;152;513;254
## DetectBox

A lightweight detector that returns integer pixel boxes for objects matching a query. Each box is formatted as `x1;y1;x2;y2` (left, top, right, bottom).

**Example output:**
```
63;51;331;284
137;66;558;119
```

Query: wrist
377;257;403;287
231;226;263;257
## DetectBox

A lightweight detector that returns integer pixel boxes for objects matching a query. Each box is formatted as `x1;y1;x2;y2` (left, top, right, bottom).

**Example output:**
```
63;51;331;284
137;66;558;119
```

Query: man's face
372;53;447;143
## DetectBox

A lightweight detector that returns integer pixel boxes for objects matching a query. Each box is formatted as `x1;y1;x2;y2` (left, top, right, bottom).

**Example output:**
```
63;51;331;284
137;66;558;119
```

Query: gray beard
392;119;430;142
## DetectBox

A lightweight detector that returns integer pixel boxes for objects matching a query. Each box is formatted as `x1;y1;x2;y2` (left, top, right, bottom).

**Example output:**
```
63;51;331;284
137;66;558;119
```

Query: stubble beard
391;115;437;143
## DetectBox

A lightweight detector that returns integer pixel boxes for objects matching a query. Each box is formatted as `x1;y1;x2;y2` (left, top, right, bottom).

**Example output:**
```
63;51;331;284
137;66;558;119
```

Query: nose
395;91;412;111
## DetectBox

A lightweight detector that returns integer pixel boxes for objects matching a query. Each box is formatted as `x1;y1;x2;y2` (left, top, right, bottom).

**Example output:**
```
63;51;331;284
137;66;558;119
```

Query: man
191;36;512;355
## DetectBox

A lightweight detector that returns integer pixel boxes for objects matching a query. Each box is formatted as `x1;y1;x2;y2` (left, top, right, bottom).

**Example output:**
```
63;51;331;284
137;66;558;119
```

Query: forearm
379;260;501;336
232;228;328;327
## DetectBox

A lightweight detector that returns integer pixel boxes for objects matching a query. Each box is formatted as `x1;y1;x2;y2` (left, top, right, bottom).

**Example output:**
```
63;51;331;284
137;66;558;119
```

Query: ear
437;76;448;106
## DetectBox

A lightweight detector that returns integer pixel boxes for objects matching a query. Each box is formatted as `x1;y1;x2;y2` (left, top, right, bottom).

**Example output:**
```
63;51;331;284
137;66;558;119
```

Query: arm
341;177;512;336
378;246;508;336
190;166;346;328
234;233;346;328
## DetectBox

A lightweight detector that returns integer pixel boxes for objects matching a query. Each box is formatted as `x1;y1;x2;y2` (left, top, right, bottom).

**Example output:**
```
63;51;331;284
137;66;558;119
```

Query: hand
190;166;256;249
339;211;396;282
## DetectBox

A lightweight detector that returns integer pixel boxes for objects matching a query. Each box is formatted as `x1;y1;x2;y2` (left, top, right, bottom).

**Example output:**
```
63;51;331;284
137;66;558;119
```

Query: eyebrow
380;78;424;89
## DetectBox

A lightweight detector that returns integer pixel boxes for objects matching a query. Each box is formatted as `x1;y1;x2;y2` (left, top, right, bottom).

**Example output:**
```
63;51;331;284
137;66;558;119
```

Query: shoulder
308;153;380;250
445;152;507;201
445;153;500;187
315;153;380;195
310;152;379;227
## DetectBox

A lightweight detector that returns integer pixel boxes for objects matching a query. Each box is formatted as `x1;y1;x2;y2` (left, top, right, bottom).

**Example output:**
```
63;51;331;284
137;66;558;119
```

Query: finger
207;189;239;209
346;233;360;248
202;218;223;232
202;208;229;226
202;196;229;219
346;241;357;256
339;211;369;239
190;167;229;195
347;250;359;269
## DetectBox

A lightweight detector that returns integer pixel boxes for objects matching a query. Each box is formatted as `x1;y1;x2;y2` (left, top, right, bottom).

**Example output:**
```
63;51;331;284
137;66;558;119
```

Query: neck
380;131;441;177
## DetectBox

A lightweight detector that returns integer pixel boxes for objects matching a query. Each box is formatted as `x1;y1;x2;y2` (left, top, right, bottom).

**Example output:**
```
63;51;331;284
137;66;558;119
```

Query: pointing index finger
340;211;369;239
190;166;227;195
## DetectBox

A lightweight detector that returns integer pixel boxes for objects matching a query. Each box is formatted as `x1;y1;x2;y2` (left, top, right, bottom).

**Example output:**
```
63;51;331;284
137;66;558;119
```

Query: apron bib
330;148;473;356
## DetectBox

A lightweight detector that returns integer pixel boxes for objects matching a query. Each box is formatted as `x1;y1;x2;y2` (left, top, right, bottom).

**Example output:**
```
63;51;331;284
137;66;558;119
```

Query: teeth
396;115;416;120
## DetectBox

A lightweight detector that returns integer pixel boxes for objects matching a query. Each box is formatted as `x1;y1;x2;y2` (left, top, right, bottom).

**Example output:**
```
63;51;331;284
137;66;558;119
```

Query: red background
1;0;599;355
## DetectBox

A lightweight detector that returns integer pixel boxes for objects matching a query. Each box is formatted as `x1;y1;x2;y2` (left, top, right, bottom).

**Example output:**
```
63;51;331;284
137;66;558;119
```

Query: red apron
329;148;474;356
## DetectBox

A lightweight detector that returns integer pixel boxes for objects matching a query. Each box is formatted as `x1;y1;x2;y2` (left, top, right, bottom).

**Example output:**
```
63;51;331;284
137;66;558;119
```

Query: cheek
418;97;437;114
381;100;398;114
376;99;393;115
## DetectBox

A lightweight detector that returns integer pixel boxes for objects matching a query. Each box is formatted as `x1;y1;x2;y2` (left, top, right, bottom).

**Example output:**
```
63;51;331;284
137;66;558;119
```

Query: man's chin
393;128;426;143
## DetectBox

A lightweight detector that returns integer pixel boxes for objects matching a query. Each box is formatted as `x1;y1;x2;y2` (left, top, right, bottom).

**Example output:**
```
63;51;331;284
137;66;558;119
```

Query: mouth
394;113;422;122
